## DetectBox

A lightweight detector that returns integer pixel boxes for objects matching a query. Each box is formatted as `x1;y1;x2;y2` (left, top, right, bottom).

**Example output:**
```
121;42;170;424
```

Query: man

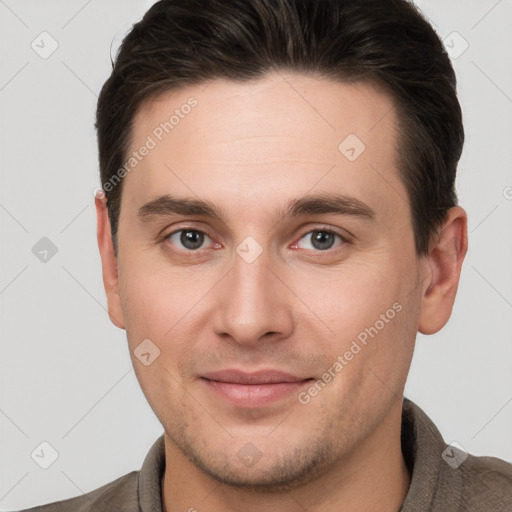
18;0;512;510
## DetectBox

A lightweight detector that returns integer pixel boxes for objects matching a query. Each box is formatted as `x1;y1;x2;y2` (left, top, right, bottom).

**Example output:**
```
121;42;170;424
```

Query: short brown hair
96;0;464;256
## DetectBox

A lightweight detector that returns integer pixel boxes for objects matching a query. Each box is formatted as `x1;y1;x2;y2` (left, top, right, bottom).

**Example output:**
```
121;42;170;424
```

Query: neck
162;399;410;512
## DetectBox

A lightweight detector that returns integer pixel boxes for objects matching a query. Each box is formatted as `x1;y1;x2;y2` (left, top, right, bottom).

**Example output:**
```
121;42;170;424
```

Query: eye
295;229;346;251
165;229;215;251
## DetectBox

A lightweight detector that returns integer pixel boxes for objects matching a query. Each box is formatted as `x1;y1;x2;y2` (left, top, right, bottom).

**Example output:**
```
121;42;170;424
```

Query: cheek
302;256;417;379
118;256;174;346
294;258;403;334
118;255;214;349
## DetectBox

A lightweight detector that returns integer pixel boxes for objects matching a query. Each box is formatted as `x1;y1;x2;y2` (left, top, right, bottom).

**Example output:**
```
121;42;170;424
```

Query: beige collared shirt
16;398;512;511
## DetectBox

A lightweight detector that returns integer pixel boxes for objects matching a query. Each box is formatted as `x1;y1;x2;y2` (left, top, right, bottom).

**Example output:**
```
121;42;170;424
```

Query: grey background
1;0;511;509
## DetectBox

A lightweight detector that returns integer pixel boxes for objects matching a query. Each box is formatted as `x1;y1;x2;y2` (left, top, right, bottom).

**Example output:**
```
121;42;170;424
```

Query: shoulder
400;398;512;511
460;452;512;509
13;471;139;512
14;434;166;512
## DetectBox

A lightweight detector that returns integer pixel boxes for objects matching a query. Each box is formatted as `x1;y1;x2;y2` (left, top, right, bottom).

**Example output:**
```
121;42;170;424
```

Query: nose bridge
213;242;293;344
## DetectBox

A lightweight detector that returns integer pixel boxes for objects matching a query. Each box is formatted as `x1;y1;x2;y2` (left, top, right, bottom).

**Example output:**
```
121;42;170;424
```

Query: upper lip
201;369;312;384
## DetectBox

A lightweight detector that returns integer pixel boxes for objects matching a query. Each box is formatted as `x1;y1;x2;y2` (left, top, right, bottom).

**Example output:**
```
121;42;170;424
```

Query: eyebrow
137;192;376;225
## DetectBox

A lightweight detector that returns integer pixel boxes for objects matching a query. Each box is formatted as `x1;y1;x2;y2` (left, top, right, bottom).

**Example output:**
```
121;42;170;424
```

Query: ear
95;191;125;330
418;206;468;335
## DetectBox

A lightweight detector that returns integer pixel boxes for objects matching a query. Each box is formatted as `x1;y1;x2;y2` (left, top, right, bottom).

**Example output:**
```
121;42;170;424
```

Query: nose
212;244;294;347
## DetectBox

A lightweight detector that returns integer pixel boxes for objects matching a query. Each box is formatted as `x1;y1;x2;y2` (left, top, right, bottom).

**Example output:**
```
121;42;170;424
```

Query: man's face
112;72;428;488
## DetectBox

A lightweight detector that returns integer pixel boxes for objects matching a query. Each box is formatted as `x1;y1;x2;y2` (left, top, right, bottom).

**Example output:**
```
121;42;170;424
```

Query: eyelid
161;224;351;252
158;220;212;239
290;225;350;250
162;226;217;251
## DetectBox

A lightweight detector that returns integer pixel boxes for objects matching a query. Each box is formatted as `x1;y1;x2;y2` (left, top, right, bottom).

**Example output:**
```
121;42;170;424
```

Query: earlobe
95;192;126;330
418;206;468;335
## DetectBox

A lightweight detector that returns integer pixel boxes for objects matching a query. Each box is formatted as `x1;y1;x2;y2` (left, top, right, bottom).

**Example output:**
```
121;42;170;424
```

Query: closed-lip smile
200;369;314;408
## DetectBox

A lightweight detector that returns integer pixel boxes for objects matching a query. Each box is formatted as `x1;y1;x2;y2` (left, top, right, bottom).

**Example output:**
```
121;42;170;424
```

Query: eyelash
162;226;349;254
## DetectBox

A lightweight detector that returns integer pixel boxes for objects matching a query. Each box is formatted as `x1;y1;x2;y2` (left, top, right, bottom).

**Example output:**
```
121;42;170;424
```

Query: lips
200;369;314;408
201;369;311;385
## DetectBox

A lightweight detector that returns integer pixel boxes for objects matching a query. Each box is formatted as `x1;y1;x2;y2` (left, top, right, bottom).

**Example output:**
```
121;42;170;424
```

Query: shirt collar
137;435;166;512
399;397;444;510
136;398;446;511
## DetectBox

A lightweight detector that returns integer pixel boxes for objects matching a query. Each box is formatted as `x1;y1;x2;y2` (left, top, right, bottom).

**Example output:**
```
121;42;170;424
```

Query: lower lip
201;378;313;408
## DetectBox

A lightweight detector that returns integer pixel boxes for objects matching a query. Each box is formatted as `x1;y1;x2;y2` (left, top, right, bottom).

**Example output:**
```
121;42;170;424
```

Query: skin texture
96;71;468;512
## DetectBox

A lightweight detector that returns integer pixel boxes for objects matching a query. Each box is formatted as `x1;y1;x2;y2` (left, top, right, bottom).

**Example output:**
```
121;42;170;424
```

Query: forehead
135;72;398;150
123;72;406;225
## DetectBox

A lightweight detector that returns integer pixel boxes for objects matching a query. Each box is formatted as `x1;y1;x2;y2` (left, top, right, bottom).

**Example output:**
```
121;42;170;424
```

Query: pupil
181;230;204;249
312;231;334;250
